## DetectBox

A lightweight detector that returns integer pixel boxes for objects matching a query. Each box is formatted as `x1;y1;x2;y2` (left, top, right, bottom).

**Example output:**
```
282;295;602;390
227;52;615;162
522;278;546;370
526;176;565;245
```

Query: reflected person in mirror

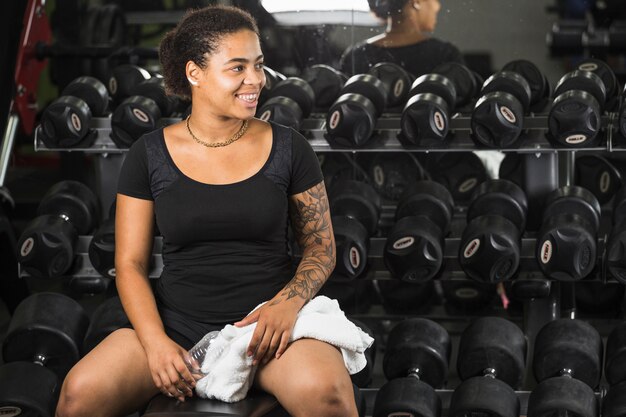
340;0;463;76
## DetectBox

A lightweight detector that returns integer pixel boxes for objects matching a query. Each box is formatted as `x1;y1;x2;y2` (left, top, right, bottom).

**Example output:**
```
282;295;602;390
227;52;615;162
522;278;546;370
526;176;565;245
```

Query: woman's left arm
235;181;335;365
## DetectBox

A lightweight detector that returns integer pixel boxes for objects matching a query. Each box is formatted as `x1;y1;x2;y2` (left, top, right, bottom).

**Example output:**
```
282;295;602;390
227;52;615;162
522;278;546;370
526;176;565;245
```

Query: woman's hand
144;334;197;402
234;297;301;365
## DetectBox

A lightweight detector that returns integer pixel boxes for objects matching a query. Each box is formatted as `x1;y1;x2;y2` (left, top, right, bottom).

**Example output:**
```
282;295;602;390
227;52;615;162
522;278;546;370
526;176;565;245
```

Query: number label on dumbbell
108;77;118;95
20;237;35;257
373;166;385;186
350;247;360;269
600;171;611;193
108;268;116;278
434;111;445;131
388;413;415;417
132;108;150;123
70;112;82;132
0;406;22;417
393;236;415;250
463;238;481;258
540;240;553;264
329;110;341;130
393;80;405;98
259;109;272;122
565;134;587;145
500;105;516;124
459;178;478;194
578;62;598;72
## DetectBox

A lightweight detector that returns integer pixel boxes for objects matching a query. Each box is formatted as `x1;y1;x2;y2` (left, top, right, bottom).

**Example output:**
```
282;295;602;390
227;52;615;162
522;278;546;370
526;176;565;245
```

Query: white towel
195;296;375;403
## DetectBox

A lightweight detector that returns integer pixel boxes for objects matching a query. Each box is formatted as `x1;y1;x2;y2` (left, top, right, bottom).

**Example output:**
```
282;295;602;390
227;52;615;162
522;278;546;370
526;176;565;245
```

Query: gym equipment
498;152;523;187
258;66;287;107
575;154;622;205
376;280;437;314
528;319;602;417
449;317;525;417
327;180;381;279
367;62;414;109
88;201;116;280
373;318;450;417
0;292;89;417
107;63;151;105
384;181;453;282
431;62;481;108
459;179;528;283
365;152;428;201
536;186;601;281
606;186;626;283
83;296;128;355
110;76;176;148
425;152;489;204
301;64;348;109
502;59;552;110
470;69;533;148
256;77;315;129
600;322;626;417
318;153;370;192
325;74;387;148
440;280;497;313
574;281;625;315
38;75;110;148
17;181;100;278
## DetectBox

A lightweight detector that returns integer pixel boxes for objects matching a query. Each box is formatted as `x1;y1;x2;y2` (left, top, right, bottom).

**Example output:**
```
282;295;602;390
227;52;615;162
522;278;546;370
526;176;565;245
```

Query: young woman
340;0;463;76
56;6;358;417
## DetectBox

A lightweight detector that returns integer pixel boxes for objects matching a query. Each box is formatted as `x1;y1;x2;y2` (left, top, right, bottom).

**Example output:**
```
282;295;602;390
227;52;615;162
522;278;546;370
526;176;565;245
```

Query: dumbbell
577;58;620;110
384;181;453;282
605;186;626;283
425;152;489;204
502;59;552;111
110;77;177;148
471;69;533;147
536;186;601;281
88;201;116;281
318;153;370;192
431;62;481;109
547;60;617;147
365;152;428;201
325;74;387;148
38;75;110;148
0;292;89;417
440;280;497;313
449;317;526;417
301;64;348;110
327;179;381;279
256;77;315;129
373;318;450;417
107;63;152;106
83;296;129;355
258;66;287;107
575;154;622;205
367;62;414;109
603;322;626;417
528;319;602;417
17;180;100;278
459;179;528;283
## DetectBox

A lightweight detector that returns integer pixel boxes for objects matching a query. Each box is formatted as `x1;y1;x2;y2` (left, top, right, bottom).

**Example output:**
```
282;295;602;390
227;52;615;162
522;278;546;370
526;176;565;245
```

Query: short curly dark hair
159;5;259;99
368;0;409;19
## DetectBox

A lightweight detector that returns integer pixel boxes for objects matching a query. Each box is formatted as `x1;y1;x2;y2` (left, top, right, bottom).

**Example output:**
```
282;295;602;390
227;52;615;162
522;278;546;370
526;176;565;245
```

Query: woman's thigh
57;328;159;417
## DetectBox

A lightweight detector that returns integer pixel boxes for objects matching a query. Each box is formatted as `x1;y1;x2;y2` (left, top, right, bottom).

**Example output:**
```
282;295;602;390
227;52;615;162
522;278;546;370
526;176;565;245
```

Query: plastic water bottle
185;330;220;377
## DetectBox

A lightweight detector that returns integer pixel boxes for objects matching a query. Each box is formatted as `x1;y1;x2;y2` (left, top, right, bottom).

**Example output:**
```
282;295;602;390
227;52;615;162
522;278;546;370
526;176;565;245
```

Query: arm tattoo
272;182;335;304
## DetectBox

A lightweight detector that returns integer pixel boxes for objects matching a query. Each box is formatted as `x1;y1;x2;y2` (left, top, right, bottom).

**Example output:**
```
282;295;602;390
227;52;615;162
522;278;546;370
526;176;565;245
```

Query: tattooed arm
234;181;335;365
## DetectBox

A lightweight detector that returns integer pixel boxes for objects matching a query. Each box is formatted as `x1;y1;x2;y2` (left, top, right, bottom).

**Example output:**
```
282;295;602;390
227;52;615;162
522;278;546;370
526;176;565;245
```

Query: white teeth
237;94;257;102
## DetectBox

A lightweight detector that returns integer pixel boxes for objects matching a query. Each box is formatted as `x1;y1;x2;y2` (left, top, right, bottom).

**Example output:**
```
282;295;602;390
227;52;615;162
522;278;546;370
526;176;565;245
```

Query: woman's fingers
262;332;283;365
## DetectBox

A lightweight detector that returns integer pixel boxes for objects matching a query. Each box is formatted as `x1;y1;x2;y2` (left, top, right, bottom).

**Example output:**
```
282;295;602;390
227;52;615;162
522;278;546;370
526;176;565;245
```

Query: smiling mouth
237;93;258;103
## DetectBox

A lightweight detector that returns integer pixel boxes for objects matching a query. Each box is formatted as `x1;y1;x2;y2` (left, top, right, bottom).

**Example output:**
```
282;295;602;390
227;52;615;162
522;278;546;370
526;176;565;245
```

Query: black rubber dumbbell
575;154;622;205
399;71;457;147
258;66;287;107
256;77;315;130
426;152;489;204
327;179;381;279
384;181;453;282
367;62;414;110
318;153;370;192
471;69;533;148
365;152;428;201
605;186;626;283
536;186;601;281
88;200;116;281
449;317;526;417
432;62;481;109
82;296;129;355
110;77;177;148
502;59;552;111
0;293;89;417
325;74;387;148
459;179;528;283
373;318;450;417
528;319;602;417
301;64;348;110
547;59;617;147
38;75;110;148
440;280;497;314
577;58;620;110
107;63;152;106
17;181;100;278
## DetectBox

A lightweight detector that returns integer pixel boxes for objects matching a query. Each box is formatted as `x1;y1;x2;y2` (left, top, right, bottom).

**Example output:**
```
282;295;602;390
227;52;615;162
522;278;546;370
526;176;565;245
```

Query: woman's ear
412;1;421;11
186;61;201;86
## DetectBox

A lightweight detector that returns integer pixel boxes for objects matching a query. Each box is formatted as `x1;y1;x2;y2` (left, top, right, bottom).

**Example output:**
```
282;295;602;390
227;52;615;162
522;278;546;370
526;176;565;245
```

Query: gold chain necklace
186;115;249;148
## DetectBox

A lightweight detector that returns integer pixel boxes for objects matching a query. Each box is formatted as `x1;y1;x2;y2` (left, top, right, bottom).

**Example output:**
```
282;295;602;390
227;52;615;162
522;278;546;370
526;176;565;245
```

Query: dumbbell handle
483;368;497;378
33;353;48;366
407;367;422;380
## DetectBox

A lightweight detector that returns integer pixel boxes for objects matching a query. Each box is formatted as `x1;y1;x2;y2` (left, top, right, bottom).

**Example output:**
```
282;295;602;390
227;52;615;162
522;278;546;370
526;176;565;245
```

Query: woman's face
417;0;441;33
194;29;266;120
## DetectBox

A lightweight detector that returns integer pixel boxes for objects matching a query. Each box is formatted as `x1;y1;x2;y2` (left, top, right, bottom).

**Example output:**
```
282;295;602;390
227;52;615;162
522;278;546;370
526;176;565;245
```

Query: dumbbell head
129;77;175;117
368;62;414;108
328;179;381;236
548;70;605;147
602;382;626;417
605;322;626;385
471;72;531;148
577;58;619;102
427;152;488;203
108;64;151;104
257;96;303;129
331;215;370;279
367;152;428;201
0;361;60;417
537;186;600;281
384;181;453;282
88;218;116;280
460;180;527;283
527;376;598;417
383;318;451;386
83;296;128;355
607;187;626;283
18;181;100;278
267;77;315;118
533;318;603;388
325;93;377;148
301;64;347;109
432;62;478;108
2;292;90;379
340;74;387;116
449;375;520;417
62;76;110;117
457;317;527;388
502;59;551;107
110;95;161;148
258;66;286;106
440;280;497;313
400;74;456;146
575;155;622;205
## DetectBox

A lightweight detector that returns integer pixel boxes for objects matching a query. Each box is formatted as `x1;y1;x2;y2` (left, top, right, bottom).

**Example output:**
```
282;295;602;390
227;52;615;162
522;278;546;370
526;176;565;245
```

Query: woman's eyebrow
223;54;264;65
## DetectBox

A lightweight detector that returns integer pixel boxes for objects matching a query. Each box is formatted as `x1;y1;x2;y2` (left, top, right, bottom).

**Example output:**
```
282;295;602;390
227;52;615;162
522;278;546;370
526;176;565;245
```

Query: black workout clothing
117;121;323;327
339;37;463;76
